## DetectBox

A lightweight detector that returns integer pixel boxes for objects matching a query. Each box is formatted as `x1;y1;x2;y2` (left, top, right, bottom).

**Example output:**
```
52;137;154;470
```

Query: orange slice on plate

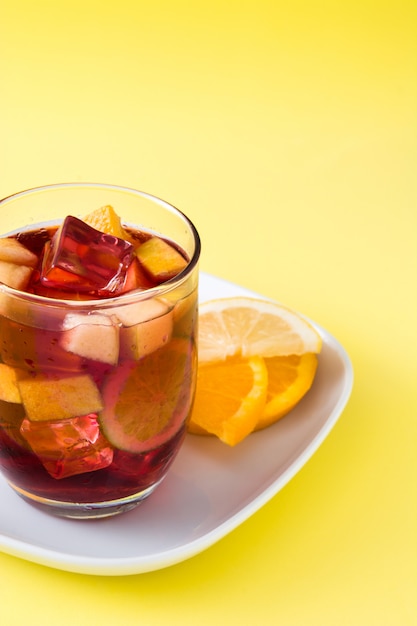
256;353;319;430
198;297;322;363
187;356;268;446
188;297;322;445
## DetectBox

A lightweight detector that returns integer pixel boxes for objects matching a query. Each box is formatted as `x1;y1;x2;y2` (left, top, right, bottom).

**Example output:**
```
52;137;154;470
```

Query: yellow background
1;1;416;624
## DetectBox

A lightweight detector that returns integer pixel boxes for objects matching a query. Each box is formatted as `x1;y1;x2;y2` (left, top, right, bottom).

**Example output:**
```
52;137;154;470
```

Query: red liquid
0;422;186;503
0;220;197;508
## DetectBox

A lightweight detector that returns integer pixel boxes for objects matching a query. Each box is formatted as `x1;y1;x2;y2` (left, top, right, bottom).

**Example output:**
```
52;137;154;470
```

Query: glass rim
0;182;201;309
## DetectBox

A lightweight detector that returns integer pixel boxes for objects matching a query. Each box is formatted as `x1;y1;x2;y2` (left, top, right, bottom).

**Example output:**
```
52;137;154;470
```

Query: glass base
8;480;162;519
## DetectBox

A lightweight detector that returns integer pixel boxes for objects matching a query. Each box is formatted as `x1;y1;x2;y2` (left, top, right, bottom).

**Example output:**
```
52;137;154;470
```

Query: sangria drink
0;184;200;518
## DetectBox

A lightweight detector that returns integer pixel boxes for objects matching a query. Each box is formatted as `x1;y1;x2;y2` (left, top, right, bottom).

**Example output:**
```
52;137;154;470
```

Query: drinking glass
0;183;200;519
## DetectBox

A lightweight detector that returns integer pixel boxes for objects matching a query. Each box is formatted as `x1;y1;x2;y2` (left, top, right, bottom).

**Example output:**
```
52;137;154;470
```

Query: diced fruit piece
0;363;23;403
110;297;172;325
136;236;188;283
198;297;322;363
0;363;26;446
100;339;195;453
120;314;173;359
60;313;119;365
187;356;268;446
0;237;38;267
82;204;132;241
254;353;319;430
17;373;103;422
20;414;113;479
0;399;27;448
39;215;135;296
0;260;34;290
111;298;173;360
0;399;25;424
120;257;154;292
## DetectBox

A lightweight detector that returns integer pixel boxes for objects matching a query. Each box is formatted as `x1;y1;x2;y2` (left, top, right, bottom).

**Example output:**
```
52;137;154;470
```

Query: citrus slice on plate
255;353;319;431
100;339;196;453
198;297;322;363
188;297;322;444
187;356;268;446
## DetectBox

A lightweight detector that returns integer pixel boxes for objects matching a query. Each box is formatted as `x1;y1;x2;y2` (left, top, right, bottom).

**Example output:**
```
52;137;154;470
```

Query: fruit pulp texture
0;220;197;503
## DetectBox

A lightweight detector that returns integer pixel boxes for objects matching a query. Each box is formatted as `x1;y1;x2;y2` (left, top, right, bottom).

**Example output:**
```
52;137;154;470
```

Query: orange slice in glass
100;339;196;453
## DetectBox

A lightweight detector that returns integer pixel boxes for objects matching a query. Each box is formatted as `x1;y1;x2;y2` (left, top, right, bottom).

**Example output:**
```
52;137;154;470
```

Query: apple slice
120;257;153;293
111;298;173;360
17;373;103;422
0;238;38;267
60;313;119;365
0;260;34;290
0;359;28;448
136;237;188;283
0;363;23;403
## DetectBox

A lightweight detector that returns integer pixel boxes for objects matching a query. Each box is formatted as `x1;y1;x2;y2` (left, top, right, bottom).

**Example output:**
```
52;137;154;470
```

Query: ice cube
40;216;135;296
20;414;113;479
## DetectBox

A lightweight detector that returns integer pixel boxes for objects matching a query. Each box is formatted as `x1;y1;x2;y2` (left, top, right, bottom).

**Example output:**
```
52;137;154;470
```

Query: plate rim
0;272;353;575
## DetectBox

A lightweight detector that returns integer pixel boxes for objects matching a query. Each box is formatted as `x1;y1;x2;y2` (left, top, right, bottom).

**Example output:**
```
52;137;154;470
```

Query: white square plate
0;273;353;575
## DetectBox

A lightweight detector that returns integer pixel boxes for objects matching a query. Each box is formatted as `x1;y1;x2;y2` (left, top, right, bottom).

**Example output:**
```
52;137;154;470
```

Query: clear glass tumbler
0;183;200;519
